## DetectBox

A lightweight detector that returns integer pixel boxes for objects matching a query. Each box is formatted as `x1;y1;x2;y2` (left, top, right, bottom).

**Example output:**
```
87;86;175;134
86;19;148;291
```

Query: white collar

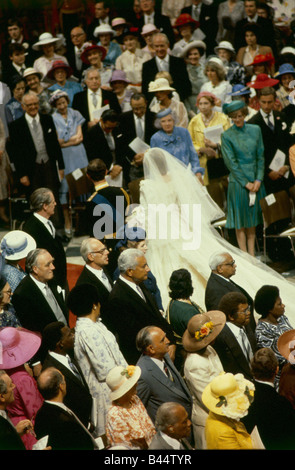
29;273;47;292
87;88;101;96
260;109;274;120
25;112;40;125
119;274;142;296
156;54;169;63
160;431;181;449
247;14;259;23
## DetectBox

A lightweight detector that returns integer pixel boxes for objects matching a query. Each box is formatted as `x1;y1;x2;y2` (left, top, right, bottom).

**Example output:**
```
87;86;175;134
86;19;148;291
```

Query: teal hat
222;100;245;115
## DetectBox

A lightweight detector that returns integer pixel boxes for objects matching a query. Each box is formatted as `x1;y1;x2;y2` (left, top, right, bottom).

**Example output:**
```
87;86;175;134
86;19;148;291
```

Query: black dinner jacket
7;113;64;182
65;42;88;82
22;214;67;289
34;401;96;450
0;415;26;450
242;380;295;450
181;3;218;55
205;272;255;331
247;110;294;194
42;353;93;428
212;322;257;381
141;55;192;103
105;278;175;364
12;274;68;334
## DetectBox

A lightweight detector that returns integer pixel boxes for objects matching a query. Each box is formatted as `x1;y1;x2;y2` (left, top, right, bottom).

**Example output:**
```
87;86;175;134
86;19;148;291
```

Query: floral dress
106;395;156;449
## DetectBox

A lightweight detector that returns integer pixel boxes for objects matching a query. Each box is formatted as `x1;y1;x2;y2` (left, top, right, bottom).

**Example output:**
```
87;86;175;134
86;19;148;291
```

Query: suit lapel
223;324;252;375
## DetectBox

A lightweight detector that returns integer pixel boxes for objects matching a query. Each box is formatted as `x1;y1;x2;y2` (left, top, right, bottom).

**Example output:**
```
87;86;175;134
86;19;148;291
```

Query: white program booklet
129;137;150;154
203;124;224;144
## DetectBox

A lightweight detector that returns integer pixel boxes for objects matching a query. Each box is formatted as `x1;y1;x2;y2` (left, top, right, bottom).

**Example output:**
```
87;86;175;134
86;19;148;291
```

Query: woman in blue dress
221;100;266;257
49;90;89;237
94;24;122;68
5;76;25;124
150;108;204;184
47;60;83;107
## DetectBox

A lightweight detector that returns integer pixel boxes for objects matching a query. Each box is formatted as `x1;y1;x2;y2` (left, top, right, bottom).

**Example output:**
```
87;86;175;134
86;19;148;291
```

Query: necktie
67;355;83;382
266;114;274;131
92;92;98;108
136;285;146;301
32;117;38;133
240;328;252;362
163;362;174;381
136;118;144;140
47;220;55;237
44;285;67;323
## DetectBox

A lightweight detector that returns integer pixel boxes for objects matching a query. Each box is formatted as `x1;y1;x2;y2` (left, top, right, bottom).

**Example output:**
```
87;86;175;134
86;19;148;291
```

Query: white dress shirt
85;264;112;291
87;88;102;120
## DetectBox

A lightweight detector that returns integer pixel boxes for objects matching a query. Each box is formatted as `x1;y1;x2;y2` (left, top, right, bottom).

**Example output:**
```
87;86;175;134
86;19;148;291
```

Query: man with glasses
213;291;257;381
205;251;255;331
66;26;88;81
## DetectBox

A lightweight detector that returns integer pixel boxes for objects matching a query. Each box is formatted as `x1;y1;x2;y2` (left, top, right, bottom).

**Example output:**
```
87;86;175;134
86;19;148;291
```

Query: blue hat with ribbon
275;63;295;79
228;84;251;97
222;100;246;115
0;231;36;261
156;107;173;119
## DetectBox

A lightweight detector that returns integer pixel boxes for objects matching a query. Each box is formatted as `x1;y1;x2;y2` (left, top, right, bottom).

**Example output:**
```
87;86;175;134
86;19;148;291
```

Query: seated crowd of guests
1;0;295;451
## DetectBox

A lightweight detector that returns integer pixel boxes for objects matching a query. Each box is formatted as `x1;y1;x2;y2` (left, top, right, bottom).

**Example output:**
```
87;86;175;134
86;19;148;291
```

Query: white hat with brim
23;67;43;80
148;77;176;93
0;231;36;261
180;40;207;58
32;32;63;51
214;41;235;55
106;365;141;401
94;24;116;37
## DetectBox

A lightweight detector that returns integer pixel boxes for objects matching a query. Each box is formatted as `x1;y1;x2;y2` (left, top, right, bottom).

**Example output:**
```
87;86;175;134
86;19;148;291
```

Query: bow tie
162;134;177;146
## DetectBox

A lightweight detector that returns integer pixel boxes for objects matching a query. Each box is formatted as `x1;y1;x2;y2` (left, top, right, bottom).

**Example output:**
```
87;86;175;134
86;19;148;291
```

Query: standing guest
115;27;150;92
246;73;280;112
5;76;26;124
105;365;156;449
171;13;203;58
200;57;232;111
66;26;88;81
0;118;11;227
254;285;293;389
80;43;111;88
278;329;295;411
8;92;65;204
109;70;133;113
141;32;192;103
111;17;128;46
166;269;204;371
0;231;36;293
216;0;246;45
188;91;230;186
49;89;89;237
87;0;114;41
23;188;68;290
0;276;21;328
148;77;189;128
215;40;246;86
202;372;255;449
32;33;69;85
180;40;208;118
149;402;193;450
248;53;275;81
135;0;175;47
41;321;93;429
47;61;83;107
0;327;43;450
23;68;52;115
150;108;204;183
2;44;28;89
66;283;127;440
275;63;295;109
136;326;192;424
0;82;11;138
214;291;257;381
182;311;226;449
1;18;36;71
140;24;159;57
229;84;257;121
221;100;265;257
94;24;122;68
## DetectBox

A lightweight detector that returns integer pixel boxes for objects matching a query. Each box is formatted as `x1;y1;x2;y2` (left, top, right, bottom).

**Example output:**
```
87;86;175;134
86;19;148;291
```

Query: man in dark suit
1;43;28;88
22;188;67;289
105;248;176;363
41;322;93;429
136;326;192;424
141;32;192;103
72;67;121;131
35;367;98;450
76;237;113;319
87;1;115;41
66;25;88;81
242;347;295;450
0;371;27;450
234;0;277;56
247;86;294;195
135;0;175;47
149;402;193;450
120;93;157;181
205;251;255;330
181;0;218;56
1;18;36;71
12;249;68;335
7;91;64;202
213;292;257;382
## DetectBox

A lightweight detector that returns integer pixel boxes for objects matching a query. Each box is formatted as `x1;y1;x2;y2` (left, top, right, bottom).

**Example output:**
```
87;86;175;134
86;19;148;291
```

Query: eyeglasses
91;247;108;255
221;260;235;267
237;306;251;315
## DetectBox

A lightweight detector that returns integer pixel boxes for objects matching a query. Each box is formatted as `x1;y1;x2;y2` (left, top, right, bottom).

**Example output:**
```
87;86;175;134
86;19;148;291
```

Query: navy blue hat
228;84;251;97
275;63;295;79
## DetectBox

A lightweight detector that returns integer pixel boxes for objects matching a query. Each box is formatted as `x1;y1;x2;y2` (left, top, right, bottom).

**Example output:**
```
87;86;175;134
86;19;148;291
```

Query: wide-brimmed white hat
32;32;63;51
106;365;141;401
214;41;235;55
94;24;116;38
180;40;206;58
148;77;175;93
23;67;43;80
0;231;36;261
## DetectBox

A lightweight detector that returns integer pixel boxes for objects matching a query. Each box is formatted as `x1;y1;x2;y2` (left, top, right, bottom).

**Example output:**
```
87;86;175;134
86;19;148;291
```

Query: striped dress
221;122;266;229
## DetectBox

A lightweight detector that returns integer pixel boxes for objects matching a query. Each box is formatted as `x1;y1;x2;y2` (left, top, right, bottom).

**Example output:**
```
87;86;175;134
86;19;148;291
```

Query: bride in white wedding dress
128;147;295;325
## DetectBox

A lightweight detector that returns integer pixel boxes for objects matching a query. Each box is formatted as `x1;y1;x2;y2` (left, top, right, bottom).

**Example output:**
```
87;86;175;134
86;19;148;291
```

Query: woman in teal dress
221;100;266;257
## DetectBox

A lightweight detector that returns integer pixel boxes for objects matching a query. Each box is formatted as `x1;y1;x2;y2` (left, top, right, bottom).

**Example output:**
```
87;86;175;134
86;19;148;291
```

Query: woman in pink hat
0;327;44;450
140;24;160;57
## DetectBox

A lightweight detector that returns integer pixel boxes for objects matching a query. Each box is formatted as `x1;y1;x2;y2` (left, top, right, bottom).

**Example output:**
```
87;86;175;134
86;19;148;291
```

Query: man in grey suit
136;326;192;424
149;402;193;450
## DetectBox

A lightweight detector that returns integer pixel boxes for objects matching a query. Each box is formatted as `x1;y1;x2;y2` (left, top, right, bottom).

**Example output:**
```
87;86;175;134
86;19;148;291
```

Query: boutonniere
57;285;63;294
205;16;210;20
22;42;29;49
103;99;109;105
48;128;52;133
282;122;287;130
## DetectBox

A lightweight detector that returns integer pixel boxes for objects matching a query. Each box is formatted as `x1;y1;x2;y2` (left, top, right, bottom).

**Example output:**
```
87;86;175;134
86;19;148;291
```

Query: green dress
221;122;266;229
